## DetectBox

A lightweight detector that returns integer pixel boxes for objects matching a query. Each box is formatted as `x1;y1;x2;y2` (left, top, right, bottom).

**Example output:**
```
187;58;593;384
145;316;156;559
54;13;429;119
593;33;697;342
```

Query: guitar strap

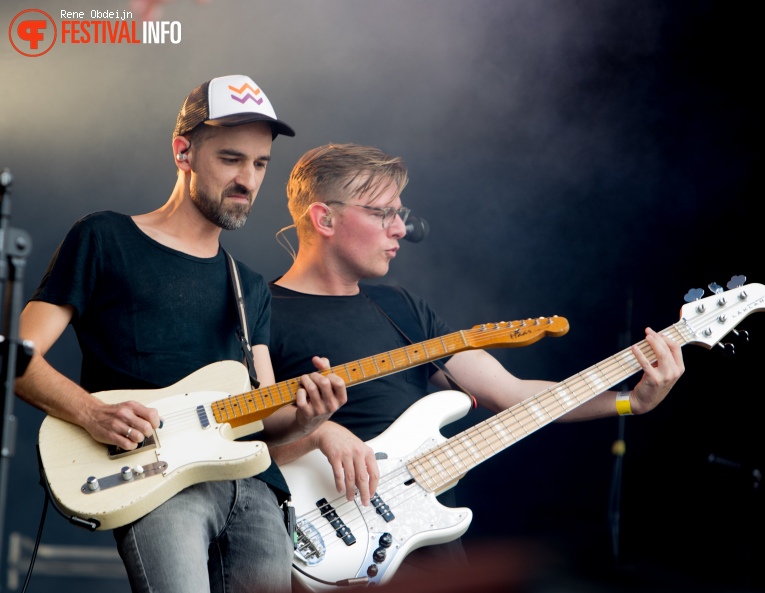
224;250;260;388
360;284;477;408
225;252;299;544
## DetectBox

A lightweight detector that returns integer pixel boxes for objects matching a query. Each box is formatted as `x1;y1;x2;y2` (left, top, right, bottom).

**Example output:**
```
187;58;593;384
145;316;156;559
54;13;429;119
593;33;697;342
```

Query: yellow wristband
615;391;633;416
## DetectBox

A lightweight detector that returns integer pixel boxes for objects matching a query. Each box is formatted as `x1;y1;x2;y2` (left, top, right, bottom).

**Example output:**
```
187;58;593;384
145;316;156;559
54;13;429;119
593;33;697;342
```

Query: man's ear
309;202;335;237
172;136;192;171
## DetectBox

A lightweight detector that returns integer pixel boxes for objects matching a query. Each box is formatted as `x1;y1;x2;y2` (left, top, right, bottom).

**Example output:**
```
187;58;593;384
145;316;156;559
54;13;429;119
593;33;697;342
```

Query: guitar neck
408;321;693;493
210;325;521;428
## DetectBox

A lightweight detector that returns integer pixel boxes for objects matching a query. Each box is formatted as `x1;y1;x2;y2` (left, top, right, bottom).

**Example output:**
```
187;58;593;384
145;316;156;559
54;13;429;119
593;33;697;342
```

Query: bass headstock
681;276;764;350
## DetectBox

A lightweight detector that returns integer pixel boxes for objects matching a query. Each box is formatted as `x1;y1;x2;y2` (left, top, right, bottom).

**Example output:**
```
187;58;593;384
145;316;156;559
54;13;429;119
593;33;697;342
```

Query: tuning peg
715;342;736;358
726;275;747;289
730;329;750;344
684;288;705;303
708;282;724;294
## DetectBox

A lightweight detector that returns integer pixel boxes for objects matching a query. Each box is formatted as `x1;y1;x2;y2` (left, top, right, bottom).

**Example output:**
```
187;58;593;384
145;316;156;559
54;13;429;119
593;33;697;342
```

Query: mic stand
0;169;34;592
608;289;632;563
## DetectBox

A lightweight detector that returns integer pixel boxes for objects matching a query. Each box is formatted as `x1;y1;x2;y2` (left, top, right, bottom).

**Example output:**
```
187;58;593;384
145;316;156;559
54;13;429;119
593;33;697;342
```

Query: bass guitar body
283;390;474;589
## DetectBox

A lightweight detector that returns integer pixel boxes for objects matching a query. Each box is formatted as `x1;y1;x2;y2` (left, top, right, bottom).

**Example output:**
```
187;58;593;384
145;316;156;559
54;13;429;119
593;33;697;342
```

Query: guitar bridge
106;432;158;460
294;519;326;565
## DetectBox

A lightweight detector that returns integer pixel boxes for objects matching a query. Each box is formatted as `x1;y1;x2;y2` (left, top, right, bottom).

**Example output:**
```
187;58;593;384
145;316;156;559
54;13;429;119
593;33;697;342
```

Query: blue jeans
113;477;292;593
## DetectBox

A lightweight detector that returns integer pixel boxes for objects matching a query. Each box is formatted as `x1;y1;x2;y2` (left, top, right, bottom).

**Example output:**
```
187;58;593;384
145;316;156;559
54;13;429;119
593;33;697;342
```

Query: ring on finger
126;427;133;439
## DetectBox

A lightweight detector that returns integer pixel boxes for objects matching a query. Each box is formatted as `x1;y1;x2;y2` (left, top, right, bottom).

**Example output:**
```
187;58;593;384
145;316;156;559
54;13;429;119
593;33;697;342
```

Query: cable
36;445;100;530
18;447;101;593
18;489;49;593
292;562;369;587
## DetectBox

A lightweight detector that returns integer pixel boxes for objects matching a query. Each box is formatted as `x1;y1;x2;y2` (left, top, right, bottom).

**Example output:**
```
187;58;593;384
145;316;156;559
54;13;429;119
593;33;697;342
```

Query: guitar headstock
680;276;764;349
466;316;569;349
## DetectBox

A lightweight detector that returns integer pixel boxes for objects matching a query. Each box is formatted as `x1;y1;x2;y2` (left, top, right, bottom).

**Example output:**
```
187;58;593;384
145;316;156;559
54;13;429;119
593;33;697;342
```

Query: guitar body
282;390;474;590
35;317;570;533
38;361;270;531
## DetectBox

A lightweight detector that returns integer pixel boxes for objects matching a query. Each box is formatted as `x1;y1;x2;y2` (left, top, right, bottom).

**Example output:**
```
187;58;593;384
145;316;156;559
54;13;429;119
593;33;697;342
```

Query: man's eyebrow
217;148;271;161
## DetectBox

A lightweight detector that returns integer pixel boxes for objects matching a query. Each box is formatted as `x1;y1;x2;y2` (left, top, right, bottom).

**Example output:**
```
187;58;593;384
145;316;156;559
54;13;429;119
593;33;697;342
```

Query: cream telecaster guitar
283;279;763;590
38;316;569;531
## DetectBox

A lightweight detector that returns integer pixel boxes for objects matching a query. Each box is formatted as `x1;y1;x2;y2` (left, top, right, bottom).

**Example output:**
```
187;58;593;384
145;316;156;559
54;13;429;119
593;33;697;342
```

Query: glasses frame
324;201;410;230
353;204;411;229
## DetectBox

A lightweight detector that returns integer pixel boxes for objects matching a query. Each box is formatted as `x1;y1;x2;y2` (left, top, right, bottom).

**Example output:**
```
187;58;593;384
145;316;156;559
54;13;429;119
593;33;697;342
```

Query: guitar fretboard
209;318;565;428
407;321;694;492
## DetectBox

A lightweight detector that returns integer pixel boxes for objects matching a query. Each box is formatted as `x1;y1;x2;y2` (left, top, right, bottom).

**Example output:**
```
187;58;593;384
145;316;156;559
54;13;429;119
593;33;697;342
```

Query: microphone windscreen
404;216;429;243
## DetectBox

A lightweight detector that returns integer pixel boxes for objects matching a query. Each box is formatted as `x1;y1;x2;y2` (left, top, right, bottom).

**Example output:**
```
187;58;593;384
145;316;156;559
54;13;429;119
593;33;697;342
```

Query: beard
190;181;254;230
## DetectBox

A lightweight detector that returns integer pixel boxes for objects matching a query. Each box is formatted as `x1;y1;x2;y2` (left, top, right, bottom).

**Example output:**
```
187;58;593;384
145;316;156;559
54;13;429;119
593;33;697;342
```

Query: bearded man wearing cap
15;76;347;593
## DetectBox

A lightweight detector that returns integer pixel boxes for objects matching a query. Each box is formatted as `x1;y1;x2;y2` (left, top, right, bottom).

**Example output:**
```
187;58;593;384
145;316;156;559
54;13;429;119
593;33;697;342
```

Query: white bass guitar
283;279;763;590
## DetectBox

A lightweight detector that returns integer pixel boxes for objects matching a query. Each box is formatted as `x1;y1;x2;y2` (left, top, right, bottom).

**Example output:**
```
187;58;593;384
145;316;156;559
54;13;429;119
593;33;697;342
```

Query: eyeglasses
324;201;411;229
350;204;411;229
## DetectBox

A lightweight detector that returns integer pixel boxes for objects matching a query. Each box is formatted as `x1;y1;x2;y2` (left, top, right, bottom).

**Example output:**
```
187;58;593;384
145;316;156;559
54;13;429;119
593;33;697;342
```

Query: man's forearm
15;352;94;426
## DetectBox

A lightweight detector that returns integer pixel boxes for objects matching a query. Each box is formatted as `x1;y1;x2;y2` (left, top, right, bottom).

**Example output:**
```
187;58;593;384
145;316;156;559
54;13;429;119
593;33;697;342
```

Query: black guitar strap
225;250;260;388
225;253;299;538
360;284;476;407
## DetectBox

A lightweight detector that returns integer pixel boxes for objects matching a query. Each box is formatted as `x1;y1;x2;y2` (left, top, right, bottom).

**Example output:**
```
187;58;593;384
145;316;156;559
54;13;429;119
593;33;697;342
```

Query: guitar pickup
316;498;356;546
371;493;394;522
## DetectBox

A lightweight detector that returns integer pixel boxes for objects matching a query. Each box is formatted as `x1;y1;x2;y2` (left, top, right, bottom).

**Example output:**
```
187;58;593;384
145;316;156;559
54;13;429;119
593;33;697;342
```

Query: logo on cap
228;83;264;106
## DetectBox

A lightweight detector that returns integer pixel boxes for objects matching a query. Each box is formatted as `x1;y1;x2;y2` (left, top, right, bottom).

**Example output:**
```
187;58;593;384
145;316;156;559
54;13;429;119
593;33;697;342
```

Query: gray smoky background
0;1;760;591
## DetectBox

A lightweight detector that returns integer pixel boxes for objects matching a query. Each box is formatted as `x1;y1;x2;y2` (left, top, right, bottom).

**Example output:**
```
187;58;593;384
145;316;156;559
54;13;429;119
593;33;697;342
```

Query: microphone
403;215;429;243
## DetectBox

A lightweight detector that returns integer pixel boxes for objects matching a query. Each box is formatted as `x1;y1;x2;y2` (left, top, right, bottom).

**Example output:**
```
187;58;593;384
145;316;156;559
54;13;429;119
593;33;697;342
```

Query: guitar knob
366;564;379;577
121;466;134;481
372;547;386;563
379;532;393;548
86;476;100;491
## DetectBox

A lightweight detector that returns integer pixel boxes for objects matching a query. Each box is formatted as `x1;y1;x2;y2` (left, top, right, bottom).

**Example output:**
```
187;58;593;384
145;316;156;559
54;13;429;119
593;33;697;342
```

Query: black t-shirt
32;210;288;497
268;282;454;442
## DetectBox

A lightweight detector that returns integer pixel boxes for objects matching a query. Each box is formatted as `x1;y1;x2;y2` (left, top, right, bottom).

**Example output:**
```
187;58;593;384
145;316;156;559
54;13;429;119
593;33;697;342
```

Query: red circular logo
8;9;57;57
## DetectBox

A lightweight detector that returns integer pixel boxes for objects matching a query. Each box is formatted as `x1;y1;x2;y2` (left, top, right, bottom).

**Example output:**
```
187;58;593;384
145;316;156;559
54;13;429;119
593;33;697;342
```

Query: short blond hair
286;143;409;236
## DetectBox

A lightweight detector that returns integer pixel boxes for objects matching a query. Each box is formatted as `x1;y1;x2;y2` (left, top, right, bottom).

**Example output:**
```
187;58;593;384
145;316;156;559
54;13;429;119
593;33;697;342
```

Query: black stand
0;169;34;592
608;290;633;563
